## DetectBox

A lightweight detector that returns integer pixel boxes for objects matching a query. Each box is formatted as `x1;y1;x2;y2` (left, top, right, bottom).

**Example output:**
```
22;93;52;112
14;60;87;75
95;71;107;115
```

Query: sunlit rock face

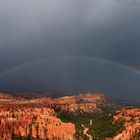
0;92;108;139
48;92;108;114
0;92;13;100
0;92;76;140
0;92;140;140
106;107;140;140
0;107;75;140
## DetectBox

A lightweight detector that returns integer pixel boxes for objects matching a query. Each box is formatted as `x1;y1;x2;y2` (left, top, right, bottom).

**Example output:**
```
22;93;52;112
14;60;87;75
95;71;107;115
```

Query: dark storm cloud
0;0;139;63
0;0;140;99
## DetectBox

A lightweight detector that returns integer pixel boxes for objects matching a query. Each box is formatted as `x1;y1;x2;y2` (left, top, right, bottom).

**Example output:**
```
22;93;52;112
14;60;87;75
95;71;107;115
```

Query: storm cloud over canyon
0;0;140;100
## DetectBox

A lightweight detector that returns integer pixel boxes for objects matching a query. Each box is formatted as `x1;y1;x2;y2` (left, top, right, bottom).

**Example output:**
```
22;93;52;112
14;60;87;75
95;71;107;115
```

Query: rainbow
0;56;140;77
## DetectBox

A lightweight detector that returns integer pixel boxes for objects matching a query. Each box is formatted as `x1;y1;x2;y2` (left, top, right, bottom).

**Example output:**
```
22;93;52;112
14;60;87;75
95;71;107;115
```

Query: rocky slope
0;107;75;140
0;92;111;114
110;107;140;140
48;92;110;114
0;92;139;140
0;92;14;100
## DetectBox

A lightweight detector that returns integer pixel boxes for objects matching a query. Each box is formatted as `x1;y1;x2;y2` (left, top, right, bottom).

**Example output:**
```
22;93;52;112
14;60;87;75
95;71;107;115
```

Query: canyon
0;92;140;140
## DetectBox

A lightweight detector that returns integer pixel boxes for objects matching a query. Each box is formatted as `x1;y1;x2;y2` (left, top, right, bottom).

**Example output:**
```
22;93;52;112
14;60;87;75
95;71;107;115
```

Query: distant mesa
0;92;13;99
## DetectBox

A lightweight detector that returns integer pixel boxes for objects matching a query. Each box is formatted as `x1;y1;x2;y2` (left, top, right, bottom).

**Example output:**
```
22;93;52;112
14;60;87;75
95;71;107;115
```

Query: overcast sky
0;0;140;100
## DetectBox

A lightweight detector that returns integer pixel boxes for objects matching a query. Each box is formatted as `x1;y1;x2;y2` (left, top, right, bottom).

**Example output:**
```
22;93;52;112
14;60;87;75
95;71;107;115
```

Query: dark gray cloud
0;0;140;99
